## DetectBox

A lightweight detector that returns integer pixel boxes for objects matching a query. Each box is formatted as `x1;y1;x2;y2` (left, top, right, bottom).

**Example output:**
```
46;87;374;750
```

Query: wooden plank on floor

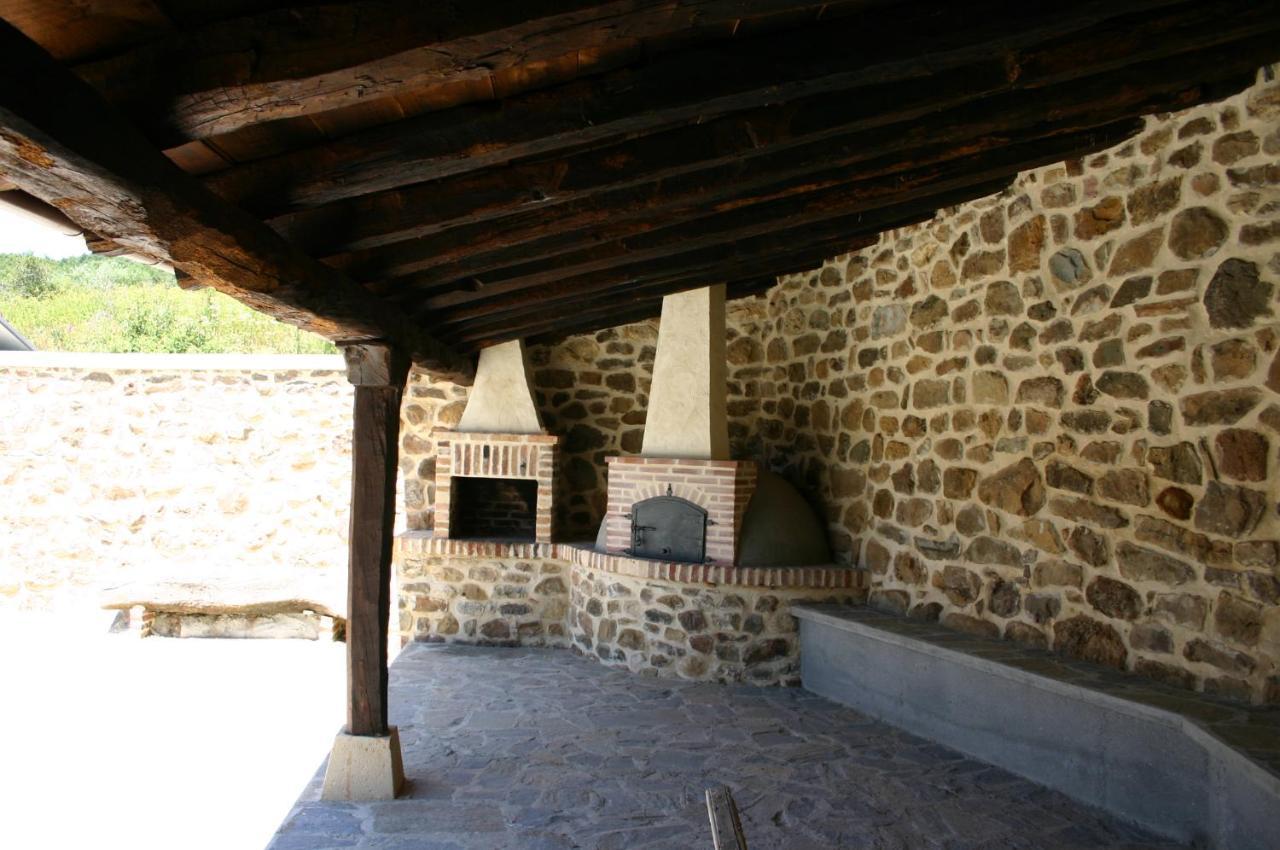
706;786;749;850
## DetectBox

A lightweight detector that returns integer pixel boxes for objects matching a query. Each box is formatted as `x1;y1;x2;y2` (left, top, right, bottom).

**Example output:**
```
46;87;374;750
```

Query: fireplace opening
628;496;708;563
448;477;537;541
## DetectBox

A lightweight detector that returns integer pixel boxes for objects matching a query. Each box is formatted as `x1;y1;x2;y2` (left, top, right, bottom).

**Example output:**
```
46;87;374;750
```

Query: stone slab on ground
150;610;331;639
795;603;1280;850
100;575;346;639
269;643;1185;850
100;575;345;619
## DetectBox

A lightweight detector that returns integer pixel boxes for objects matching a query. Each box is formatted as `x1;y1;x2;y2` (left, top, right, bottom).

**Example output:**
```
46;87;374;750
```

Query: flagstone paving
269;644;1184;850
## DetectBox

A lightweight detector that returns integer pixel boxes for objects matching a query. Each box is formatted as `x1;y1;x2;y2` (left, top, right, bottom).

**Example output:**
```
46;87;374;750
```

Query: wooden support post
342;342;409;737
322;341;409;801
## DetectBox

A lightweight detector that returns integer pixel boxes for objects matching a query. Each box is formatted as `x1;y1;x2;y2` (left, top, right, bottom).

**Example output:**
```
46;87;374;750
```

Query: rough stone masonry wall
739;73;1280;704
395;536;860;683
0;353;354;610
568;565;856;684
396;539;570;647
393;72;1280;702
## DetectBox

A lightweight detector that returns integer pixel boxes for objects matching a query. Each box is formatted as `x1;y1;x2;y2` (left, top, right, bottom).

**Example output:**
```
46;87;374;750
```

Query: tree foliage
0;253;336;354
12;255;56;299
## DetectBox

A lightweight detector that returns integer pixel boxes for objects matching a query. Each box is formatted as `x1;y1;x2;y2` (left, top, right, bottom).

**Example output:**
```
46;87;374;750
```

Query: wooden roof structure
1;0;1278;380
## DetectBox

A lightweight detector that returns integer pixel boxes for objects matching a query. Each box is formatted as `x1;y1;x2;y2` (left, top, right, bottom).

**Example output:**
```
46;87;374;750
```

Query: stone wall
396;539;570;647
568;564;856;684
395;536;860;683
0;353;354;610
394;72;1280;702
736;73;1280;703
530;324;660;538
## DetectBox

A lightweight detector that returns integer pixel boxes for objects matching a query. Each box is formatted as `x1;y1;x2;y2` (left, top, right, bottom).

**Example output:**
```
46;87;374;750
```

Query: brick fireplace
397;290;857;683
431;340;559;544
433;432;558;544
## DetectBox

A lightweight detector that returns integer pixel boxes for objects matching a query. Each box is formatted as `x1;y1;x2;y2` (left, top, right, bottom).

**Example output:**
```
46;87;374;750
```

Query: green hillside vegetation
0;253;337;354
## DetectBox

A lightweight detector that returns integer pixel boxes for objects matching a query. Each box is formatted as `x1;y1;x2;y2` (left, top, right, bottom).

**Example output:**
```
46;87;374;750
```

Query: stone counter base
395;532;866;684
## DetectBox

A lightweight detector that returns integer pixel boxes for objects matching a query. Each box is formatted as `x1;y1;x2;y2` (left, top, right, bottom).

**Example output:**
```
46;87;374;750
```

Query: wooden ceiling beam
0;20;472;384
528;280;783;347
429;179;1011;346
331;59;1256;289
266;60;1004;256
0;0;173;63
384;64;1218;295
75;0;850;146
285;1;1279;262
197;0;1189;215
445;238;882;349
447;258;831;349
466;277;782;352
415;125;1134;318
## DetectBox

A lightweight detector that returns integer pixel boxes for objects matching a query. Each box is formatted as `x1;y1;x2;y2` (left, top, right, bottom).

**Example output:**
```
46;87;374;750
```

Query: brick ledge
395;532;863;590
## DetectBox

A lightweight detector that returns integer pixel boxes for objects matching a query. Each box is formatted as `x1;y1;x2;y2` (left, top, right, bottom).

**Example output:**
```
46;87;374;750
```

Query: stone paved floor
269;644;1184;850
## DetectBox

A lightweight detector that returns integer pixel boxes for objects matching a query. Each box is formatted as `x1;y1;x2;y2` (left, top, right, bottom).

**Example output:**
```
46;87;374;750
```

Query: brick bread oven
604;457;756;564
600;285;765;566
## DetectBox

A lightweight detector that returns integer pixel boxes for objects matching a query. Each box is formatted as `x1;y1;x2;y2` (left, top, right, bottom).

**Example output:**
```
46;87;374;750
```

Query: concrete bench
100;576;345;640
793;603;1280;850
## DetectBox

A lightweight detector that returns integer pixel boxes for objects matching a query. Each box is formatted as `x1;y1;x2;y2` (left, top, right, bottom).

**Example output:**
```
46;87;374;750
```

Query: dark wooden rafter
76;0;851;145
373;57;1264;290
474;277;778;352
479;273;801;350
438;189;1009;349
273;0;1280;269
1;1;1277;355
376;48;1228;298
2;0;172;62
324;64;1230;291
195;0;1197;216
416;123;1136;321
432;179;1013;348
0;20;473;383
263;65;1018;254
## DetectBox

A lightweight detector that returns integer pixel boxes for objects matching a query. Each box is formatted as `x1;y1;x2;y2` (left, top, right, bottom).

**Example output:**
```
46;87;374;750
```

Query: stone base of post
320;726;405;801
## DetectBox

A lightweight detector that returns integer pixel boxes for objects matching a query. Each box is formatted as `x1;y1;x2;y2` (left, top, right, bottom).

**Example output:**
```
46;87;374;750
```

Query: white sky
0;204;89;259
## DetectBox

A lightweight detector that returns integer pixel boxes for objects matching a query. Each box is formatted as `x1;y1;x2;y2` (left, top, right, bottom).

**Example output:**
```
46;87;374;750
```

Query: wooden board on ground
706;786;749;850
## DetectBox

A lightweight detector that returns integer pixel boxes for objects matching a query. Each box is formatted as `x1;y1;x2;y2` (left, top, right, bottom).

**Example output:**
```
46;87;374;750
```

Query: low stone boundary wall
0;352;352;610
395;533;866;684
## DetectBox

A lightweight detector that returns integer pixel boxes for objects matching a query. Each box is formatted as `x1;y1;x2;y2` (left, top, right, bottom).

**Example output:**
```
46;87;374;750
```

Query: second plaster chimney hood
641;285;730;460
604;284;755;564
